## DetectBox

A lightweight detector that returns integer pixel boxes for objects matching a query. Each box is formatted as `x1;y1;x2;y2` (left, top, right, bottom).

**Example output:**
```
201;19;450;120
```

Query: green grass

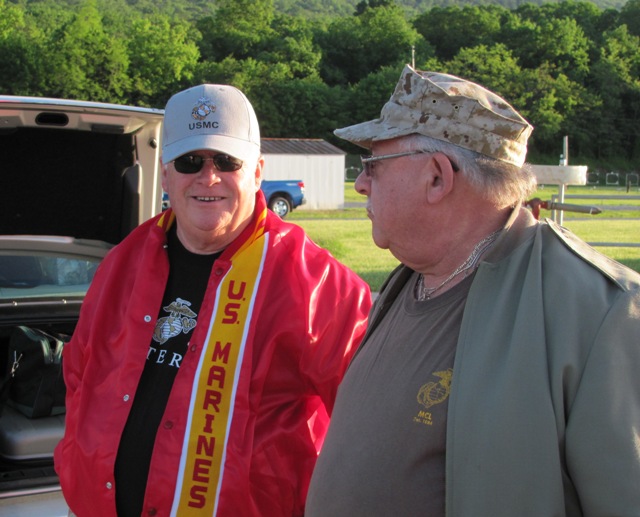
292;219;400;290
289;183;640;292
291;208;367;219
562;220;640;273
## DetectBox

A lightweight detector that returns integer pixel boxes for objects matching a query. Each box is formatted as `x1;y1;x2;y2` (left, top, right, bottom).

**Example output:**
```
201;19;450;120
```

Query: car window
0;254;100;299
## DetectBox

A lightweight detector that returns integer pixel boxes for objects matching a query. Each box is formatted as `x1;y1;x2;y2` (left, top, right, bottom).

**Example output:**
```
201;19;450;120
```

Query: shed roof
261;138;345;155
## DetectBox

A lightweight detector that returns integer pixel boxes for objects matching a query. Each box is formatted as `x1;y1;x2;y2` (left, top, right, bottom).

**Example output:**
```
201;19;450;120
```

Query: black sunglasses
172;153;244;174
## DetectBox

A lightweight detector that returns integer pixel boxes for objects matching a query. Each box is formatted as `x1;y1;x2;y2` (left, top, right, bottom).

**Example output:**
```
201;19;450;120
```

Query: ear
161;161;169;192
425;152;456;204
254;156;264;190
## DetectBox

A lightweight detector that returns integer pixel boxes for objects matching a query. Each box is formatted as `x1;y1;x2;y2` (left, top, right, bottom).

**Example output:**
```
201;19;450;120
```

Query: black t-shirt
114;225;220;517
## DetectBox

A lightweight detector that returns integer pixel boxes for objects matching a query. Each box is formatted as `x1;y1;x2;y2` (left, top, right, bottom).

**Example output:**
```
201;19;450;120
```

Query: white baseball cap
162;84;261;163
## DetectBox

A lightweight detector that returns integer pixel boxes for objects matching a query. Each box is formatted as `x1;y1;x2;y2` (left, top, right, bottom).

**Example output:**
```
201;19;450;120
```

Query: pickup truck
162;179;306;218
261;179;306;218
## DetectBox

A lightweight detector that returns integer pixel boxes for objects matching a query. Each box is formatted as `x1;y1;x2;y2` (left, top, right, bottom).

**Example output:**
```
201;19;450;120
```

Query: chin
371;231;388;250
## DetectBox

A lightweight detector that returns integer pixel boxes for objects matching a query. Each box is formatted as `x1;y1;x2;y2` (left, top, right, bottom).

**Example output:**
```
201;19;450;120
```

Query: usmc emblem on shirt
153;297;197;344
413;368;453;426
192;96;215;121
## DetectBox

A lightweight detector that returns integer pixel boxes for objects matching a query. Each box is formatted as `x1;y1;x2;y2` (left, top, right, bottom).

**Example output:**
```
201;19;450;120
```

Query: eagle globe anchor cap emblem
192;96;215;121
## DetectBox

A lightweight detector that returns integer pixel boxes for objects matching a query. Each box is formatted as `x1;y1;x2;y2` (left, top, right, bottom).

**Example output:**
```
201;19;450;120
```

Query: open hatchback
0;96;164;515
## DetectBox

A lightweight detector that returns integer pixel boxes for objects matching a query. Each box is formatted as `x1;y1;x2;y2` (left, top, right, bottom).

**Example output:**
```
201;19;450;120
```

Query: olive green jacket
364;206;640;516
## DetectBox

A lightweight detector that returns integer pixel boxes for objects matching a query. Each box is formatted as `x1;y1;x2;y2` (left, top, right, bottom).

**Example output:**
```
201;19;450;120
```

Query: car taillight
298;181;305;193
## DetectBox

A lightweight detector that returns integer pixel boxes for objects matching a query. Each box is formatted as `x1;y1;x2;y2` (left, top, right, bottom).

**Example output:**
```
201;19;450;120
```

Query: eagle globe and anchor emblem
417;368;453;409
153;297;197;345
192;96;215;121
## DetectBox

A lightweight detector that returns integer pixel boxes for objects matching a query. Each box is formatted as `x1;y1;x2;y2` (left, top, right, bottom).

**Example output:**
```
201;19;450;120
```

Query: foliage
414;5;508;61
126;16;200;107
619;0;640;35
0;0;49;95
46;0;131;102
316;2;423;85
3;0;640;170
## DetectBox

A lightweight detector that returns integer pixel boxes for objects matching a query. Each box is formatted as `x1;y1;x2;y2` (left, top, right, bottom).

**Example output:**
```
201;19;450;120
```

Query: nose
198;160;222;185
354;169;370;196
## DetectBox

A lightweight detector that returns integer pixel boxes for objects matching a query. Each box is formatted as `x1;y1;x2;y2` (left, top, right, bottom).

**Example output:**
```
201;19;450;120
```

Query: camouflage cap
335;65;533;167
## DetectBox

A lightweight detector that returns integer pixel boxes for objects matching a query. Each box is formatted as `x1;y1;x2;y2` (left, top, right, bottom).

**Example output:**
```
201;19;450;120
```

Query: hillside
6;0;639;170
15;0;627;19
272;0;625;17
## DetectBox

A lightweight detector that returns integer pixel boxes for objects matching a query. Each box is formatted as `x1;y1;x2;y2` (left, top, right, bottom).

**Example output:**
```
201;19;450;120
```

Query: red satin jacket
54;192;371;517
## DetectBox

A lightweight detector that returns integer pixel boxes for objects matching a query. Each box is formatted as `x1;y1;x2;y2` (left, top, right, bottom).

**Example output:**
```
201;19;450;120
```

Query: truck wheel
269;196;291;218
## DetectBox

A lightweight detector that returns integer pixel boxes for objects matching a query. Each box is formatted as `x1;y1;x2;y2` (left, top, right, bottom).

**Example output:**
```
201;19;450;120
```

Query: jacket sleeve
565;287;640;515
297;255;372;415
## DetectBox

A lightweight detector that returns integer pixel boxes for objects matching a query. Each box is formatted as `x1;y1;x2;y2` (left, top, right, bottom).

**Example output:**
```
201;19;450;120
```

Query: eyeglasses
172;153;244;174
360;151;427;177
360;150;459;177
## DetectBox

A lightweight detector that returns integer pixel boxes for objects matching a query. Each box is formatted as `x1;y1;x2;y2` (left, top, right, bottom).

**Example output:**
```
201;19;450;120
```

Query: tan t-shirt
306;271;473;517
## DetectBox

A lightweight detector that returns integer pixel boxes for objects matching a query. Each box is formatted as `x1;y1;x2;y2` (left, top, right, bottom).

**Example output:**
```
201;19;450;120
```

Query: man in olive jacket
306;64;640;516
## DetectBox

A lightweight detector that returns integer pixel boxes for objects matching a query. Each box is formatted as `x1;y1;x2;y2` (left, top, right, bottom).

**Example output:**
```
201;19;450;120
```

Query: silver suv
0;96;164;515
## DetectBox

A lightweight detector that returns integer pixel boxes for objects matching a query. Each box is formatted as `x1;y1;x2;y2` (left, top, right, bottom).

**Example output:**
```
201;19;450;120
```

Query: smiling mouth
194;196;223;202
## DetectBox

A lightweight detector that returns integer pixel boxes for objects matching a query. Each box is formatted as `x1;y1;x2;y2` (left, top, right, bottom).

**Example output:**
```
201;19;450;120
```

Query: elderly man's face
162;151;262;254
354;139;429;254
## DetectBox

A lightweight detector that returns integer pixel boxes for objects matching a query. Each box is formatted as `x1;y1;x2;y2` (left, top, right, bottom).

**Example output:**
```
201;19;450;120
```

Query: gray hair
402;134;537;208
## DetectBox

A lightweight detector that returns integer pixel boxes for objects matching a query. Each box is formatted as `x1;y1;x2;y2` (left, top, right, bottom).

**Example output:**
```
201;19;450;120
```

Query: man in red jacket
54;84;371;517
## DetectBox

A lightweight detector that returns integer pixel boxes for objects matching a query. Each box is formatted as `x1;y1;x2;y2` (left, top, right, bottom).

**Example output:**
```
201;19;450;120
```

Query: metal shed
261;138;346;210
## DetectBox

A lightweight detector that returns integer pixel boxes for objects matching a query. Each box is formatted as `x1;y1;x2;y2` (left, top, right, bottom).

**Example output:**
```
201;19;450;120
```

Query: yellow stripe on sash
171;224;268;516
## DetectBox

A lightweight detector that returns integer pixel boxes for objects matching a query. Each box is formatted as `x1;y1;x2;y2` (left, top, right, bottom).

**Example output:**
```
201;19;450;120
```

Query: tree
254;14;322;79
588;25;640;159
500;8;592;82
253;76;347;140
126;16;200;107
517;66;589;156
618;0;640;36
355;0;396;15
317;2;426;86
413;5;510;61
47;0;131;102
197;0;275;61
536;0;616;43
0;0;49;95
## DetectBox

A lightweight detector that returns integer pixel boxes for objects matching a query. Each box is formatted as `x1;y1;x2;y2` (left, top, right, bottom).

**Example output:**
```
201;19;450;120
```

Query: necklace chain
416;229;502;301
